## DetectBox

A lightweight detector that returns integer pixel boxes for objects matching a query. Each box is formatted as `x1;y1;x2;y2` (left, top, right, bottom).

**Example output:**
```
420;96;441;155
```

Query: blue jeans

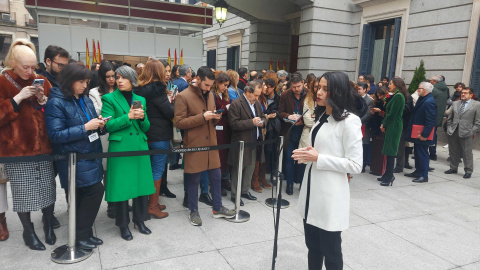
149;140;170;180
188;168;222;211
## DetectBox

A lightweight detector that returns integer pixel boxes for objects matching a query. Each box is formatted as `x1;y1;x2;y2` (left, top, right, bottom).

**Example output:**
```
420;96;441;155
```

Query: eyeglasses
417;88;425;90
52;61;66;69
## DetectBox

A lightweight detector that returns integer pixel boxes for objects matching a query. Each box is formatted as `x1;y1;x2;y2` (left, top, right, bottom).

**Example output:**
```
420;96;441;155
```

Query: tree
408;60;426;94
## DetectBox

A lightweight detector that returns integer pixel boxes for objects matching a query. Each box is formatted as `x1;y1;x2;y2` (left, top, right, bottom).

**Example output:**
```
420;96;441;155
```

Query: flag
86;38;90;69
174;49;177;66
283;59;286;70
269;58;272;70
97;40;101;62
92;39;97;63
180;49;184;65
277;58;280;71
168;49;171;67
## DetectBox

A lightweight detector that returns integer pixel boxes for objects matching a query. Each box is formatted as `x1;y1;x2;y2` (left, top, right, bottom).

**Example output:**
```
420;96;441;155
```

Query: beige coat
299;99;316;149
174;85;221;174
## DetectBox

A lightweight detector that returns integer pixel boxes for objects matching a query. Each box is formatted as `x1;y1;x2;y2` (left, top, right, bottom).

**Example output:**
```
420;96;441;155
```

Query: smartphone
214;109;224;114
283;118;296;124
102;116;112;121
257;120;264;125
132;100;142;109
32;79;45;91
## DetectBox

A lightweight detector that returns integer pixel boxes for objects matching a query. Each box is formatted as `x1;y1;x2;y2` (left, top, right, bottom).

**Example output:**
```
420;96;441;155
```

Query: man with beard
37;45;70;88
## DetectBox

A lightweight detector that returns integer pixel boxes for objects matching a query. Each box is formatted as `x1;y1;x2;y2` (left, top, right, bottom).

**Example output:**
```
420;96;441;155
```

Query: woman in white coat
292;72;363;270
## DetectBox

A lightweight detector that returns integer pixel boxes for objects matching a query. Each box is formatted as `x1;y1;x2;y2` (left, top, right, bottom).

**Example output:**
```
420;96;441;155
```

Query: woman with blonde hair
299;77;320;149
0;39;57;250
134;59;171;220
276;81;287;95
226;69;241;101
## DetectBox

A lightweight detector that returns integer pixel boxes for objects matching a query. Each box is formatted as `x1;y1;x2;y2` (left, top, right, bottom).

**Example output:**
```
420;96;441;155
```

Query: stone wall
402;0;474;88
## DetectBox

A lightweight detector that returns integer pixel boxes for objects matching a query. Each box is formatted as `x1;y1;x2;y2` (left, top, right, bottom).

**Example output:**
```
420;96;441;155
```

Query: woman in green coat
379;77;408;186
101;66;155;241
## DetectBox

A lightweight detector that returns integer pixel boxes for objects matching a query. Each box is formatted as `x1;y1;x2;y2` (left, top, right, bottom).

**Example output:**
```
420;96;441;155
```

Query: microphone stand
271;109;308;270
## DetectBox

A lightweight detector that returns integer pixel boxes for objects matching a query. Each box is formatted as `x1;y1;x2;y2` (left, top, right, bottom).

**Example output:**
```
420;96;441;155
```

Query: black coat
264;94;281;152
405;93;437;146
134;81;174;141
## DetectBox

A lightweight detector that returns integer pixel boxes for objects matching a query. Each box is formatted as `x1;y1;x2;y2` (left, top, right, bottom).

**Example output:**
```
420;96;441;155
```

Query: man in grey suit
228;81;266;205
445;87;480;178
357;82;373;172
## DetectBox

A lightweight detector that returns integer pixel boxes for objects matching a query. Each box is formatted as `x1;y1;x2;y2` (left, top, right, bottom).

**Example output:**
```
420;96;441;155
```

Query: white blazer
297;112;363;232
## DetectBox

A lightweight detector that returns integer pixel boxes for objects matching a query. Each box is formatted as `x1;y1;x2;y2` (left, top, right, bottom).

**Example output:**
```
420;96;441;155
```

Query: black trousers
303;220;343;270
115;196;148;227
75;182;105;240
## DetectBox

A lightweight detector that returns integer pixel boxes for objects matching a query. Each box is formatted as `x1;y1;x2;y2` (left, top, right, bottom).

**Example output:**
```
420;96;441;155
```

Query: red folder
361;125;365;138
411;125;434;140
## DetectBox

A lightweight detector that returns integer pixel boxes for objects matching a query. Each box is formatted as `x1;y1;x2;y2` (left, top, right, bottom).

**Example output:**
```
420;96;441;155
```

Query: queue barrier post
51;152;93;264
227;141;250;223
265;136;290;209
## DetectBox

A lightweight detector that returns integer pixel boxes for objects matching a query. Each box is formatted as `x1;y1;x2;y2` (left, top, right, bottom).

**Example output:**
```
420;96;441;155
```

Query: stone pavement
1;145;479;270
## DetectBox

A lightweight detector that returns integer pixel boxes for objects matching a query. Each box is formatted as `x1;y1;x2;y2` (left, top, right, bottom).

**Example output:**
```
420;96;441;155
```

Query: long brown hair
225;69;239;90
212;72;231;102
138;60;166;89
305;77;320;108
390;77;409;100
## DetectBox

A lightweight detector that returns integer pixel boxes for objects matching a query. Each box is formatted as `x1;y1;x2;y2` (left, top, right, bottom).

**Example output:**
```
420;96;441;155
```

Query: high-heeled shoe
23;223;46;251
119;226;133;241
43;218;56;245
380;176;395;186
133;222;151;235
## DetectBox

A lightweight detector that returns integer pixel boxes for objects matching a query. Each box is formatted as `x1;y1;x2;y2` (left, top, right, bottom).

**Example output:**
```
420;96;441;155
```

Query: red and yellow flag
283;59;286;70
180;49;184;65
168;49;171;67
174;49;177;66
97;41;101;62
86;38;90;69
92;39;97;63
277;58;280;71
269;58;272;70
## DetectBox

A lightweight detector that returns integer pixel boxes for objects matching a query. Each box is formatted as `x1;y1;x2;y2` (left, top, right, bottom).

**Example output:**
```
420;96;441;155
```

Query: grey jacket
446;99;480;138
361;94;373;144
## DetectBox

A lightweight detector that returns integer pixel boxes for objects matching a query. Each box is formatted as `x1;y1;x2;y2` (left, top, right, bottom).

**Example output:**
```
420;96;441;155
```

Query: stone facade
202;0;479;88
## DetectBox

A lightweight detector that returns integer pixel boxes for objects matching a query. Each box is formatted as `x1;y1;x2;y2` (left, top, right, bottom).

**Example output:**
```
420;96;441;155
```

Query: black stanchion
265;136;290;209
51;152;92;264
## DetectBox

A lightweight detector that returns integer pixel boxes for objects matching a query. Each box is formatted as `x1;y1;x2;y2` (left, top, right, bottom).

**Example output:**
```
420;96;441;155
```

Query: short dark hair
364;74;375;84
463;87;474;95
264;78;276;88
44;45;70;63
238;67;248;78
159;59;169;67
197;66;215;81
454;82;465;89
244;80;261;93
290;72;303;84
320;72;359;121
357;81;369;90
381;76;389;82
58;63;92;98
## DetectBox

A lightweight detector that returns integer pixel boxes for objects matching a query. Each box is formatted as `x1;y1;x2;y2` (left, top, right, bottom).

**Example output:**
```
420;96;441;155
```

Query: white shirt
244;94;259;139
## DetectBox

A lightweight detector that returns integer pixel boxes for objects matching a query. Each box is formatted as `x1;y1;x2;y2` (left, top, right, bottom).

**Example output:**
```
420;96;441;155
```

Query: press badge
89;132;99;142
215;125;224;131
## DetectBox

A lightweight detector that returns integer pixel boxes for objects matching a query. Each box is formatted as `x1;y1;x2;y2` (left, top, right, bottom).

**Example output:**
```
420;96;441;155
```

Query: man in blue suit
173;64;191;92
404;81;437;183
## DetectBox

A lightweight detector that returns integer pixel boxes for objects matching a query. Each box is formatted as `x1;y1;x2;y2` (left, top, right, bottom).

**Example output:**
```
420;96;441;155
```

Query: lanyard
294;99;300;114
73;97;94;124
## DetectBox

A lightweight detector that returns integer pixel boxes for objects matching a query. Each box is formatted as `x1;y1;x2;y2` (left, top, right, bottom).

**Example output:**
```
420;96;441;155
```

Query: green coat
432;81;449;127
101;90;154;202
382;93;405;156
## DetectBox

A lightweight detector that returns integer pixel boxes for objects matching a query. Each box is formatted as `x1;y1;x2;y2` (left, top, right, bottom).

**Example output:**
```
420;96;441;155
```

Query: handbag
0;164;9;184
173;127;182;143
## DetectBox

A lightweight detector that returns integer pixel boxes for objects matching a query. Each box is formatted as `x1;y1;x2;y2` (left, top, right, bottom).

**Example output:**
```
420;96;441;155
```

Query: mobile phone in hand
215;109;225;114
32;79;45;91
132;100;142;109
102;116;112;121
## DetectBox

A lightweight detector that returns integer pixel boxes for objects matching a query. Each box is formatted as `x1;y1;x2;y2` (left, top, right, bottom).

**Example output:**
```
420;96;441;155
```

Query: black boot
199;193;213;206
183;192;188;208
133;221;151;235
43;218;56;245
107;202;116;219
160;165;177;198
23;222;46;251
119;227;133;241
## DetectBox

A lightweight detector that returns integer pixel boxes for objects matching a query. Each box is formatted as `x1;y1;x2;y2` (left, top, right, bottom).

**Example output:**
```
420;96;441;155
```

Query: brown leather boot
259;163;272;189
0;212;8;241
148;180;168;219
156;178;166;211
251;161;263;193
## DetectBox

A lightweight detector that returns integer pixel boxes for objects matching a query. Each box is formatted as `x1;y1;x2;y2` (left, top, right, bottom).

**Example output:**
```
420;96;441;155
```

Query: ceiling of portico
201;0;313;22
